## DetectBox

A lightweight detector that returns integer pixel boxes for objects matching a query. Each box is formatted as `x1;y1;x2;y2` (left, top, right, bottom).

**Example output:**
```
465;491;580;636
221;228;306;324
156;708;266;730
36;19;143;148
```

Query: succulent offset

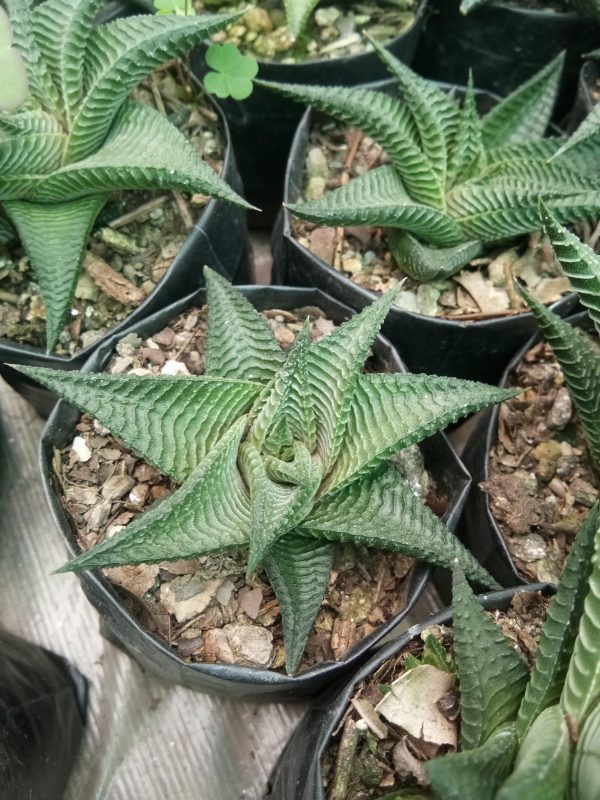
518;202;600;476
417;502;600;800
18;268;515;672
260;44;600;284
0;0;248;352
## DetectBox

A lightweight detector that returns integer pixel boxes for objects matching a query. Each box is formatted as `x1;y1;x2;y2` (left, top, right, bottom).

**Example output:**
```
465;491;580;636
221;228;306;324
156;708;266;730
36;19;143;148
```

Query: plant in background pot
16;268;515;688
461;202;600;588
269;502;599;800
0;0;251;410
270;45;600;381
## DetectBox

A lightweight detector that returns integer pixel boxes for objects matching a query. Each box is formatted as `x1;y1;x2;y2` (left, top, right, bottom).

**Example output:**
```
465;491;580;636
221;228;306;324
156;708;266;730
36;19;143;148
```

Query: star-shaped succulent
19;268;515;672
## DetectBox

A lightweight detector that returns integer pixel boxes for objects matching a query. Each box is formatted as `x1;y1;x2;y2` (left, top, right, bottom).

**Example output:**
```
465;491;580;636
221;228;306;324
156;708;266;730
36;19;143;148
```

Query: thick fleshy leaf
13;366;261;484
570;701;600;800
481;53;564;148
368;36;456;189
3;0;61;113
517;504;599;740
451;570;529;750
257;79;448;208
552;103;600;161
55;417;251;572
0;129;65;177
204;266;286;383
540;201;600;337
496;705;572;800
476;158;599;194
288;166;464;247
389;230;483;282
240;440;321;575
26;100;246;206
251;322;316;452
448;181;600;242
519;286;600;475
0;109;63;136
263;532;333;674
3;195;105;351
561;512;600;723
306;288;399;471
31;0;104;121
302;466;499;589
447;74;482;186
369;36;460;149
66;11;239;161
426;724;517;800
283;0;319;37
324;374;519;494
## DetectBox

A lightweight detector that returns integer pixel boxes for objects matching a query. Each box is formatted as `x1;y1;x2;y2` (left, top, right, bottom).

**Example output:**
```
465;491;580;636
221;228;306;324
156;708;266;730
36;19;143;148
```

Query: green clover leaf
0;7;28;112
203;43;258;101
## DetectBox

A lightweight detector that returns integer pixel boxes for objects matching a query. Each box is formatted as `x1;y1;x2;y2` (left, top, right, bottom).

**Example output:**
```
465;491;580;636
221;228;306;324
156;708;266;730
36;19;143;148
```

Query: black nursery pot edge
460;310;593;588
272;100;578;384
189;0;430;228
0;88;249;418
266;582;553;800
40;284;471;700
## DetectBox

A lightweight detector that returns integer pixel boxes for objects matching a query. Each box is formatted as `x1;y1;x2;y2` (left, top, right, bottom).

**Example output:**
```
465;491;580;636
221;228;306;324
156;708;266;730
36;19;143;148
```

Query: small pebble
546;388;572;430
72;436;92;463
101;475;135;501
161;360;190;376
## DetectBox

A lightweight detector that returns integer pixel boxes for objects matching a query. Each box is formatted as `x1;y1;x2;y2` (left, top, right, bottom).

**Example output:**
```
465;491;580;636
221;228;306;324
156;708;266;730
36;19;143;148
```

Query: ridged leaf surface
55;418;251;572
496;705;571;800
303;466;499;589
257;79;447;207
288;166;464;246
305;289;398;471
283;0;320;37
324;373;519;493
540;202;600;336
263;533;333;673
552;103;600;160
452;570;529;750
447;75;482;186
3;0;61;113
3;195;105;351
66;11;240;161
16;366;261;484
517;504;599;740
425;724;517;800
204;267;286;383
520;286;600;475
389;231;483;282
481;53;564;147
31;0;104;122
27;100;244;206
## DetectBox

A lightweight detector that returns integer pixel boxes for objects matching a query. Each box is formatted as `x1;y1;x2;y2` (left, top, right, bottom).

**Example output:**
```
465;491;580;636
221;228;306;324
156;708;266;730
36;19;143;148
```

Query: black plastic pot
460;310;591;587
189;0;429;228
273;94;579;384
413;0;600;121
0;89;249;419
1;631;87;800
267;583;551;799
40;284;471;700
570;59;599;132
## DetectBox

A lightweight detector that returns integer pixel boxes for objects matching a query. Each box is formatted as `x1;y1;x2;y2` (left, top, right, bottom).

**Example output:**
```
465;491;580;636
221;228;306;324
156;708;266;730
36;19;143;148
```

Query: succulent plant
16;268;515;672
518;202;600;476
420;501;600;800
260;45;600;285
0;0;248;352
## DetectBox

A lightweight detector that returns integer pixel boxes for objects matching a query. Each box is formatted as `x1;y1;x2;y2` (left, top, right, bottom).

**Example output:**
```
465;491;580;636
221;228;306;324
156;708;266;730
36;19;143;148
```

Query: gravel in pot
461;311;599;587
